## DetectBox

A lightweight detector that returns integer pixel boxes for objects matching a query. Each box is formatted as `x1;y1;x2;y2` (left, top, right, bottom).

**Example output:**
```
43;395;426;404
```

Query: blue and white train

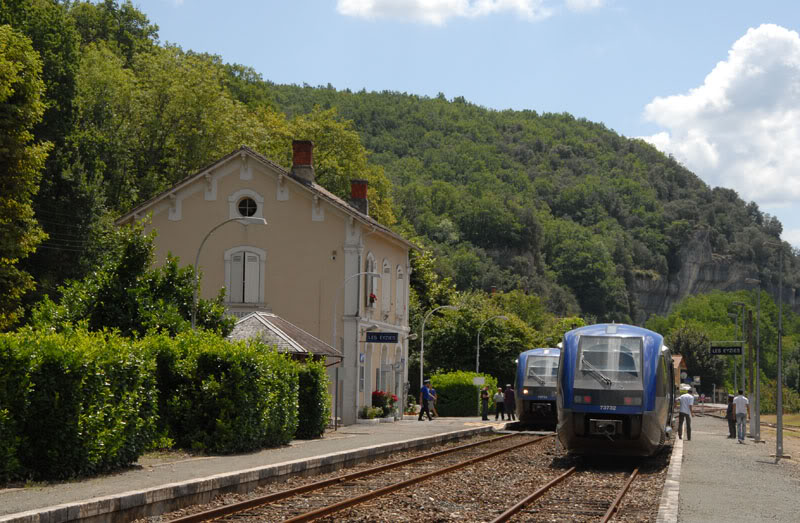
556;324;674;456
515;348;560;430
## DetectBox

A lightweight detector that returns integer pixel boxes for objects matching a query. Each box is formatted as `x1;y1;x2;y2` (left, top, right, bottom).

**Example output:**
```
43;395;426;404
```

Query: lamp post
420;305;459;394
476;315;509;374
331;271;381;350
744;278;761;441
766;241;785;462
732;301;747;393
192;217;267;330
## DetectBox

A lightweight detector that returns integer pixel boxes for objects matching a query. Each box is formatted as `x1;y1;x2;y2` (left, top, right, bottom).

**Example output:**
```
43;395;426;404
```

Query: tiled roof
227;312;343;359
115;146;417;250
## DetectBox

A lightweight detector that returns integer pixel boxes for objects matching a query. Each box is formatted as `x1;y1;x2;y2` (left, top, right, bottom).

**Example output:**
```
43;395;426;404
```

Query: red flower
369;292;377;303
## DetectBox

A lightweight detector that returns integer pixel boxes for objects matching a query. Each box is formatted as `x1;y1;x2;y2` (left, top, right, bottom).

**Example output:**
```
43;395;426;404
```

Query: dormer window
238;197;257;217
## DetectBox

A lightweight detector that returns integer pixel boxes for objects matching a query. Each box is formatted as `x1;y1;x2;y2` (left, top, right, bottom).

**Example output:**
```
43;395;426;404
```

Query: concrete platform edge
0;425;496;523
655;435;682;523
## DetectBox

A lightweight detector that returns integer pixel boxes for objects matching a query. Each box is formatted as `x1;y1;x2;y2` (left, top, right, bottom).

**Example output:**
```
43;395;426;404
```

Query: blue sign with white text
366;332;398;343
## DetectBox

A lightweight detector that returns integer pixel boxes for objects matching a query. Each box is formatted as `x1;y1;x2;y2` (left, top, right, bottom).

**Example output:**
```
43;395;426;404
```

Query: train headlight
522;388;529;395
623;396;642;406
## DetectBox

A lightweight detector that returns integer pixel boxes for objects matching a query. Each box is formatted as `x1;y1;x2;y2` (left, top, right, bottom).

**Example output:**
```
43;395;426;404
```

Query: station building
116;141;416;425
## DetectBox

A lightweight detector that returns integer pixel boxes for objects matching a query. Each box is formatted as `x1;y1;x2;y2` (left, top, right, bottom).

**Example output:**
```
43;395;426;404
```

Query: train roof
520;347;560;357
565;323;662;340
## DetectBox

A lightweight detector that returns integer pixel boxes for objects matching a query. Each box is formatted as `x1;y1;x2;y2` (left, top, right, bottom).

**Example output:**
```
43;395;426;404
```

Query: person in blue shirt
418;380;433;421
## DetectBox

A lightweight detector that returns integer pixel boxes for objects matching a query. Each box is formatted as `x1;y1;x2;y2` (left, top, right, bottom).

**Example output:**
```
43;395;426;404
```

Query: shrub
430;371;498;416
141;331;298;453
0;328;157;480
359;406;382;419
295;359;331;439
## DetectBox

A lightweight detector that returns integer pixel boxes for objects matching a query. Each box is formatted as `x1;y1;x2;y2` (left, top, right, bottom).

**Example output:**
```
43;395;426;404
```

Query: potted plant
368;292;377;306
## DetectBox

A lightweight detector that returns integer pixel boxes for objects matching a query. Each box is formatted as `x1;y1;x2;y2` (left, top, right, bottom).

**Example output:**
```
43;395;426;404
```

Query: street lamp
765;241;786;462
420;305;459;394
331;271;381;350
744;278;761;441
476;315;509;374
192;217;267;329
732;301;747;393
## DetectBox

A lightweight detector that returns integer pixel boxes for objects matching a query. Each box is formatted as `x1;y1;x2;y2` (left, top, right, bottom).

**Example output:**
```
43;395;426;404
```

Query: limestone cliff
632;229;797;323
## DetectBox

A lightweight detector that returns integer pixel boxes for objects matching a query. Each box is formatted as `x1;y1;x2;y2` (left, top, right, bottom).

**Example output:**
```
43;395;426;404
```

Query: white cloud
640;24;800;211
564;0;604;12
336;0;555;25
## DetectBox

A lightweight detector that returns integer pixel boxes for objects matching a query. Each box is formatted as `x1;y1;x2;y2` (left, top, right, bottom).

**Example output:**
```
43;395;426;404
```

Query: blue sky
135;0;800;246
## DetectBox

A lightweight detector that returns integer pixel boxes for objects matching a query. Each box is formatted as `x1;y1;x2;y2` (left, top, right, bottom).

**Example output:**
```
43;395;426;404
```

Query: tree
0;25;51;330
30;220;234;337
665;325;725;394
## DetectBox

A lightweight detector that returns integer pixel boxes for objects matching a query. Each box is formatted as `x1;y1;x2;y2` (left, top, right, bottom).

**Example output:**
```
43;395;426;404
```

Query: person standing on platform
504;384;516;421
678;389;694;440
494;387;505;420
418;380;433;421
480;386;490;420
726;394;736;438
733;389;750;443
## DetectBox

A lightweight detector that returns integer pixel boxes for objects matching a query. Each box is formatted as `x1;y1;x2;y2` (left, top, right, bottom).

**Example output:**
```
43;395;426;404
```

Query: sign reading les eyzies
366;332;398;343
710;342;743;355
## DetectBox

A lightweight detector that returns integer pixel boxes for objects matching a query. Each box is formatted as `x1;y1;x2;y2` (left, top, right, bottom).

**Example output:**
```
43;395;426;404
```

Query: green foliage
140;331;298;453
295;359;331;439
0;24;51;329
759;378;800;415
30;220;234;337
430;371;497;416
0;327;157;480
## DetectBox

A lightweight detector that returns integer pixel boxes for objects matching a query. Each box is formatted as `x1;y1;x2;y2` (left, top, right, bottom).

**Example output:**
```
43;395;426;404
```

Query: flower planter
403;414;418;421
379;416;395;423
356;418;380;425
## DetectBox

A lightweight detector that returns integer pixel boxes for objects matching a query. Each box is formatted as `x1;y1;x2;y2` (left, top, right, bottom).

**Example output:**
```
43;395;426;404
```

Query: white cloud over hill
640;24;800;233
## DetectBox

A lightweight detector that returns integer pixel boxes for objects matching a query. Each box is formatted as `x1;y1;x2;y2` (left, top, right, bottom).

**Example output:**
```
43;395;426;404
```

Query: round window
238;197;257;217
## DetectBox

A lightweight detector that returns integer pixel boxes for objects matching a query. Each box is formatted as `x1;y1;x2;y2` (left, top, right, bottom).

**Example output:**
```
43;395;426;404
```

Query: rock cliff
632;229;797;323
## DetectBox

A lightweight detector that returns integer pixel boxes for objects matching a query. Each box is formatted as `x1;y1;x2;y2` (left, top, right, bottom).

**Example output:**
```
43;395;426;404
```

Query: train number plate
599;405;617;411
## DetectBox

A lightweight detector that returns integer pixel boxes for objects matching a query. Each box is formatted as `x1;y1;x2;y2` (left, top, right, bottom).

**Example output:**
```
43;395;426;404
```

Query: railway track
493;465;642;523
168;433;553;522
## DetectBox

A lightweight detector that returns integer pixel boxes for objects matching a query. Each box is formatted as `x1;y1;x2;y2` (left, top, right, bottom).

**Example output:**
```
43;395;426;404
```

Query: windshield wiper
580;357;613;386
528;372;546;386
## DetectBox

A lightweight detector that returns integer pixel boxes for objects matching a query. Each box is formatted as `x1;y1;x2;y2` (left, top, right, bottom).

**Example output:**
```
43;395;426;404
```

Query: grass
760;413;800;427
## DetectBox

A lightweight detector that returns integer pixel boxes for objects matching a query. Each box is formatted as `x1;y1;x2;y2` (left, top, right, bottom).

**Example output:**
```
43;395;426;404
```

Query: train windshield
526;356;558;385
577;336;642;378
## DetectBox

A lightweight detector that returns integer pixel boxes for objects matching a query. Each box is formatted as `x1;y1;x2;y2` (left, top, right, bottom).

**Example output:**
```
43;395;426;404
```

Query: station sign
710;341;743;355
366;331;398;343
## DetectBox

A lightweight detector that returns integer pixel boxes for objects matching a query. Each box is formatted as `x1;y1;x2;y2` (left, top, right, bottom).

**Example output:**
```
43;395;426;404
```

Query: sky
134;0;800;247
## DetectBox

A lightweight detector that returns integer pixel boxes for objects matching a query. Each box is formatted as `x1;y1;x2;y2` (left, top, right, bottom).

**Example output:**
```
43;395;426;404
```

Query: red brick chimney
350;179;368;215
291;140;314;184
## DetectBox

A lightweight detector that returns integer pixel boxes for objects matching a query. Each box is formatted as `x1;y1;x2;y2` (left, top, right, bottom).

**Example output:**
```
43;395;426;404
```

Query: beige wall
121;151;411;424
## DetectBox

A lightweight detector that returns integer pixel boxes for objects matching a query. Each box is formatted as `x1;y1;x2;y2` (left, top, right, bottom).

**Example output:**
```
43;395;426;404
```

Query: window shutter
382;262;391;314
244;253;259;303
231;253;244;302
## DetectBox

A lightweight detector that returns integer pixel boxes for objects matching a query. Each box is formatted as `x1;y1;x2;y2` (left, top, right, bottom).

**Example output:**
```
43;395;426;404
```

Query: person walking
418;380;433;421
678;388;694;441
480;386;490;420
494;387;505;421
733;389;750;443
429;386;439;418
725;394;736;439
504;384;516;421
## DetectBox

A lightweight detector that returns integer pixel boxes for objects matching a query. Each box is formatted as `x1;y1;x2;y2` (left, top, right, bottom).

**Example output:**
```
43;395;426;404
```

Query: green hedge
0;328;328;481
430;371;498;416
295;359;331;439
142;331;298;453
0;328;157;481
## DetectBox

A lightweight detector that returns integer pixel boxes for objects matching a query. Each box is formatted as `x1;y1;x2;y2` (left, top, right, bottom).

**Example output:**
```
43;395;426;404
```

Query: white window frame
396;265;405;321
228;188;264;220
381;259;391;318
224;245;266;305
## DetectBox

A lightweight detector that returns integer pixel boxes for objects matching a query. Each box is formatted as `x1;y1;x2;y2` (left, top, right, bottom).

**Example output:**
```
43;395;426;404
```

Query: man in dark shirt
418;380;433;421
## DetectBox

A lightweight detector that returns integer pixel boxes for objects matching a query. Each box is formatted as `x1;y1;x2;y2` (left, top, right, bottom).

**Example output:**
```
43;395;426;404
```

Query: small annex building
116;141;416;425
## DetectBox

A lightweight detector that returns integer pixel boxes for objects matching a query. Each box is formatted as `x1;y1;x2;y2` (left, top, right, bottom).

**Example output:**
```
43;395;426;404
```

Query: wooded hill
2;0;796;329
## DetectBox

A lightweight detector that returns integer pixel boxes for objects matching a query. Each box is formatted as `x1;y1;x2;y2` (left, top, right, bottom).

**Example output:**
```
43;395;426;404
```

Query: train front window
578;336;642;378
526;357;557;385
